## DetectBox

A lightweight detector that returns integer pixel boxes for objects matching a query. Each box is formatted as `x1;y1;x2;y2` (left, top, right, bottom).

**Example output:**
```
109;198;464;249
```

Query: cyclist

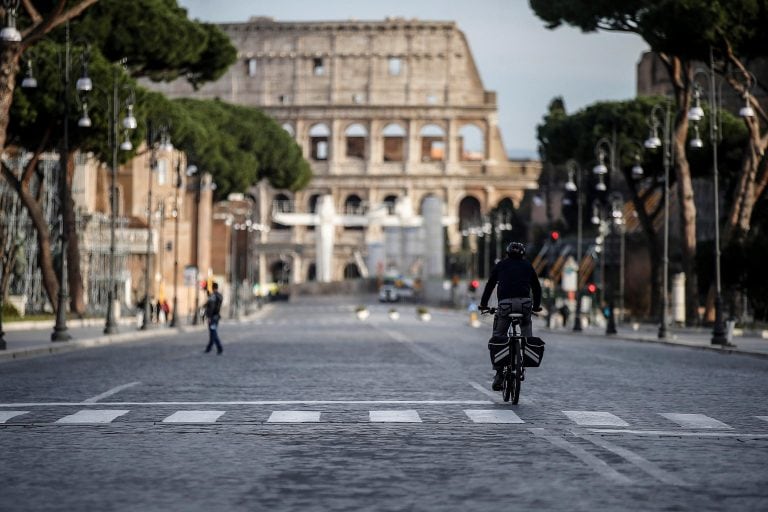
479;241;542;390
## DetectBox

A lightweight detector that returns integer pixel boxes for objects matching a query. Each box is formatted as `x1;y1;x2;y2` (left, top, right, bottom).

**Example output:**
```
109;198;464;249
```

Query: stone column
422;195;446;302
316;195;336;283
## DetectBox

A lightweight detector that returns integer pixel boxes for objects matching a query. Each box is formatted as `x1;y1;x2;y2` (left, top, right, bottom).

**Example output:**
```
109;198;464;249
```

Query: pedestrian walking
204;282;224;354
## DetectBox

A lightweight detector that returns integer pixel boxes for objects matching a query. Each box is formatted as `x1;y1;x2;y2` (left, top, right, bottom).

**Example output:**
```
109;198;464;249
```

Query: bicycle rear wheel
511;339;522;404
502;367;512;402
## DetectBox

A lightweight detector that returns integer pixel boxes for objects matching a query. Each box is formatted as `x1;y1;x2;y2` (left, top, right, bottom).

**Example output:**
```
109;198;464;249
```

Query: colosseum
149;16;541;287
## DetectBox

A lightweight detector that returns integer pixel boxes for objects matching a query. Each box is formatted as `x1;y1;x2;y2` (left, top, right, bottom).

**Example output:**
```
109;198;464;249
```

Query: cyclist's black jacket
479;257;542;309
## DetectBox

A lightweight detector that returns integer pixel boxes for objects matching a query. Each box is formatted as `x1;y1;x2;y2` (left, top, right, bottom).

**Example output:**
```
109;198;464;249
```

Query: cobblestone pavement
1;295;767;511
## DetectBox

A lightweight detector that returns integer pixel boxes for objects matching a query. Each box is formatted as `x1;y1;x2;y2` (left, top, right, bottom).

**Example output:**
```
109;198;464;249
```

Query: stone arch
419;124;446;162
344;262;361;279
458;195;482;231
382;194;398;215
307;263;316;282
344;123;368;160
458;123;485;161
306;193;321;231
382;123;406;162
272;192;291;230
308;123;330;161
270;259;290;285
344;193;364;230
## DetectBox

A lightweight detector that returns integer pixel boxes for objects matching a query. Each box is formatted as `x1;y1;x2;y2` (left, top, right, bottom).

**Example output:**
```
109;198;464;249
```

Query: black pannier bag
523;337;545;367
488;336;546;368
487;336;511;367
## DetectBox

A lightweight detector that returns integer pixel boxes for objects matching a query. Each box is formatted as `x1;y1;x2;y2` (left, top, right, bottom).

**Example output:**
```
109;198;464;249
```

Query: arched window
272;193;291;230
309;123;330;161
270;259;290;285
345;123;367;160
282;123;295;137
383;123;406;162
306;194;321;231
459;124;485;161
420;124;445;162
344;194;363;215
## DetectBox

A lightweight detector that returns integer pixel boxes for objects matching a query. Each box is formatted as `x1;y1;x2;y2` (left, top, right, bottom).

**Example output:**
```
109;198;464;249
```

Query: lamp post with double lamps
591;137;636;335
18;23;93;341
687;50;753;346
140;122;172;329
644;102;673;339
564;159;584;331
96;60;137;334
169;157;182;327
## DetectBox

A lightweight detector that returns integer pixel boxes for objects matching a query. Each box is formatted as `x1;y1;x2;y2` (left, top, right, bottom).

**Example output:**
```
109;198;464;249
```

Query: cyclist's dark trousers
492;298;533;338
206;316;222;353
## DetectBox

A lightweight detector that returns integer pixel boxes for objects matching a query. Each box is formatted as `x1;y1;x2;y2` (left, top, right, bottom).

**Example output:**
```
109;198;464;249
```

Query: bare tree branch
20;125;51;185
21;0;42;24
21;0;99;47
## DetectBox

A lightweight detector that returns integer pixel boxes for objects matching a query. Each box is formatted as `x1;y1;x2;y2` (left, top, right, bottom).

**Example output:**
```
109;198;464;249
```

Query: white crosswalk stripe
563;411;630;427
465;409;524;424
162;411;225;423
757;416;768;423
55;409;130;424
660;413;733;429
369;410;422;423
0;411;28;423
267;411;321;423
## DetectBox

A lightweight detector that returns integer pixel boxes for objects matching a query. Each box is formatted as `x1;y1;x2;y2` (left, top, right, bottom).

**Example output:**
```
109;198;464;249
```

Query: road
1;295;767;511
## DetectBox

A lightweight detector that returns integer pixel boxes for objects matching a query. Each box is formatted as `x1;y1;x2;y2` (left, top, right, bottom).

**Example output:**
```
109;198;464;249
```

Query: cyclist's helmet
506;241;526;257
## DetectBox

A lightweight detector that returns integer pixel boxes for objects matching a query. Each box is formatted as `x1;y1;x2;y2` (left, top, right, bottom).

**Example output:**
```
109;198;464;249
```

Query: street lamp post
565;160;583;331
170;158;181;327
103;60;137;334
687;49;750;346
645;102;673;339
21;23;92;341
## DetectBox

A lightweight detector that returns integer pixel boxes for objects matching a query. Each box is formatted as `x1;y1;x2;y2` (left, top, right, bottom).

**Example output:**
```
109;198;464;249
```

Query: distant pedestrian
204;282;224;354
161;299;170;325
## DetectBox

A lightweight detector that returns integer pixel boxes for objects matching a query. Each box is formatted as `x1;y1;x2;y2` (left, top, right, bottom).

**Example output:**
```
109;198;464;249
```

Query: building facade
150;17;541;285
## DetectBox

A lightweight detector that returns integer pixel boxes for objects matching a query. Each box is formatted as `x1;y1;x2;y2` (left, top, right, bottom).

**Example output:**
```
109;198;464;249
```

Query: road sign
183;265;198;287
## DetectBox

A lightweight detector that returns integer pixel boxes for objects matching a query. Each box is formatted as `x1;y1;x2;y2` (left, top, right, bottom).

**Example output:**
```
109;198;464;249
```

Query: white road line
468;381;498;399
589;428;768;438
757;416;768;423
529;428;632;484
563;411;630;427
82;382;141;403
162;411;225;423
0;411;28;423
267;411;321;423
0;400;491;407
370;410;422;423
576;433;690;487
465;409;524;424
55;409;130;424
660;413;733;429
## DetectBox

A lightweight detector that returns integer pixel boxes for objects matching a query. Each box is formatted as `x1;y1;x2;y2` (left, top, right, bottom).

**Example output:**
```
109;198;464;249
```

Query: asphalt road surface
2;296;767;511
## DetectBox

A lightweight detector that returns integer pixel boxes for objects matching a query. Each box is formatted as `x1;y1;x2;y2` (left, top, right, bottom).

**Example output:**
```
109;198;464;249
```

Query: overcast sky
178;0;649;159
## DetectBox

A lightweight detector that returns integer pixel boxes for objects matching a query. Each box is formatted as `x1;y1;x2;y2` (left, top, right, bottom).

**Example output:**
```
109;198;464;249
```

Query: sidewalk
0;305;273;362
547;321;768;359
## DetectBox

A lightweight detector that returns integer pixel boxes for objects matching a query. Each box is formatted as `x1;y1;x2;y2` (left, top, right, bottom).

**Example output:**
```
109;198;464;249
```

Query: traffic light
587;283;597;294
468;279;480;293
550;231;560;242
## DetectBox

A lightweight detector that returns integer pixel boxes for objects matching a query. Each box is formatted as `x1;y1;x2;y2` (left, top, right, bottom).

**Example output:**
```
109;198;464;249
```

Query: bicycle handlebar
480;307;540;316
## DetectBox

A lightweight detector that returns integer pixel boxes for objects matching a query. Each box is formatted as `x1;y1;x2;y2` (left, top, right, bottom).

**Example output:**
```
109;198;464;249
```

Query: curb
546;327;768;360
0;304;274;363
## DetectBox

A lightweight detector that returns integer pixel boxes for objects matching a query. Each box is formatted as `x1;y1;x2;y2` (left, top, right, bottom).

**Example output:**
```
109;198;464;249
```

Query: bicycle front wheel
502;367;512;402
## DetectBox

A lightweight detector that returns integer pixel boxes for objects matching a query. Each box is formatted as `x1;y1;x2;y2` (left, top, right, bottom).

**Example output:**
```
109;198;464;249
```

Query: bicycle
482;307;543;404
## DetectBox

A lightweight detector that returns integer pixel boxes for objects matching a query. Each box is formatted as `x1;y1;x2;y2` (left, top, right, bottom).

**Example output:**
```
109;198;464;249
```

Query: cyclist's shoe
492;370;503;391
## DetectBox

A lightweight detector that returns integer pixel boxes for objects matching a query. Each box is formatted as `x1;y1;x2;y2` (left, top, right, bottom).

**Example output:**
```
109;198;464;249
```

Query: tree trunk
672;113;700;325
0;45;22;153
17;183;59;312
64;151;86;315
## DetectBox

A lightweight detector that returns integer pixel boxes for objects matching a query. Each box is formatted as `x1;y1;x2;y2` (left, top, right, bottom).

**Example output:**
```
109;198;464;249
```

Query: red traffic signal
468;279;480;292
587;283;597;294
550;231;560;241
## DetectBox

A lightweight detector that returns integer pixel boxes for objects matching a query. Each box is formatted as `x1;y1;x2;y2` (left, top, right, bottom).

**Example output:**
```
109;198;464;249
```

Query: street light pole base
711;294;728;345
658;325;667;339
51;329;72;342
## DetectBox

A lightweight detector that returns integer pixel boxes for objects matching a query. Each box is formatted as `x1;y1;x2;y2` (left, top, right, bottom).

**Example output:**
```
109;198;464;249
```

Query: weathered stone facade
149;17;541;284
